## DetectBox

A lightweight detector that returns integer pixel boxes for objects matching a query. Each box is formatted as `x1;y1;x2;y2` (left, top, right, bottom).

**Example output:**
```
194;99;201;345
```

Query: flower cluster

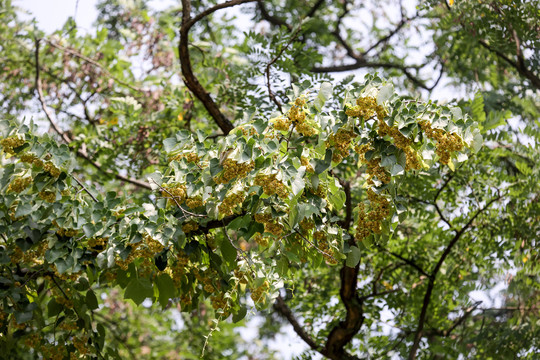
43;161;61;177
88;237;108;252
300;156;314;173
250;280;269;303
356;189;391;241
253;232;269;247
20;152;43;167
273;116;291;131
254;213;283;236
345;96;384;120
0;135;25;154
169;152;200;163
161;183;187;205
215;159;254;184
182;221;199;234
185;196;203;209
354;143;372;163
328;128;355;163
8;176;32;193
38;189;56;203
366;158;390;185
378;119;422;170
116;234;165;273
287;96;317;136
254;173;288;199
218;191;246;216
315;231;339;265
419;121;464;165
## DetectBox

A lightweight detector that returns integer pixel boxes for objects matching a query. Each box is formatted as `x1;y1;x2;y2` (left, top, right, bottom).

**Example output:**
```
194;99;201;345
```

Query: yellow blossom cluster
182;221;199;234
250;280;269;303
301;156;314;173
218;191;246;216
354;143;372;164
315;231;339;265
40;344;66;360
287;96;317;136
171;252;190;288
254;173;288;198
215;159;254;184
88;237;108;252
378;119;422;170
253;232;269;247
38;189;56;203
20;153;43;167
419;121;464;165
254;213;283;236
356;189;391;241
161;183;187;205
8;176;32;193
366;158;390;185
169;152;200;163
72;336;89;355
345;96;383;120
328;128;356;163
185;196;203;209
116;234;165;273
0;135;25;154
43;161;61;177
273;116;291;131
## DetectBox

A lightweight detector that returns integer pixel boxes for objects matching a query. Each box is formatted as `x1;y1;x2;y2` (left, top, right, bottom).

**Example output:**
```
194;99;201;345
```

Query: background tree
0;0;538;359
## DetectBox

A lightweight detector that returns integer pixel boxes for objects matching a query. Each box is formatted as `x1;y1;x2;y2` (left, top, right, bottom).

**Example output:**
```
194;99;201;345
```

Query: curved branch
273;295;321;352
408;194;501;360
179;0;255;135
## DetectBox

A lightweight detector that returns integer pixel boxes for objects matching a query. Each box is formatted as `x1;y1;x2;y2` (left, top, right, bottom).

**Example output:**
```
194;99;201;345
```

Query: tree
1;0;539;359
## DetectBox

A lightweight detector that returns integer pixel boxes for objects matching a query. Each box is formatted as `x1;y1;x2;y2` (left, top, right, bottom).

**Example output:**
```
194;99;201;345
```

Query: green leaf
345;246;361;268
314;149;332;174
232;306;247;323
86;290;99;310
124;278;153;306
156;273;176;308
377;84;393;104
221;236;238;265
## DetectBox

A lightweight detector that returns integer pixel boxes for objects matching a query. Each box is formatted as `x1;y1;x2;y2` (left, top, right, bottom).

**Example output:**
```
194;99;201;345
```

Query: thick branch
273;295;321;352
408;195;501;360
179;0;255;135
322;264;363;360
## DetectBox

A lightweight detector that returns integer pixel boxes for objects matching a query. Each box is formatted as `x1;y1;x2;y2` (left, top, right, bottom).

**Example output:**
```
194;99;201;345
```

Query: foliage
0;0;539;359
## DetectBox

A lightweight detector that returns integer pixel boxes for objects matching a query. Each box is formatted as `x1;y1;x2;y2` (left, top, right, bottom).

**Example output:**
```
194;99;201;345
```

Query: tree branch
408;194;501;360
179;0;255;135
35;38;152;191
273;295;321;352
322;264;363;360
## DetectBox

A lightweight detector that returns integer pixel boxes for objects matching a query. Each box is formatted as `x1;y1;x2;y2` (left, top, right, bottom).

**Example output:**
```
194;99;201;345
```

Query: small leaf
156;273;176;308
346;246;361;268
377;84;393;104
86;290;99;310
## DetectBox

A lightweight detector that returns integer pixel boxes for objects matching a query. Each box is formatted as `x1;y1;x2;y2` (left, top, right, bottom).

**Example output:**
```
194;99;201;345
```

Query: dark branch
273;295;321;352
179;0;257;135
256;1;292;30
322;264;363;360
408;194;501;360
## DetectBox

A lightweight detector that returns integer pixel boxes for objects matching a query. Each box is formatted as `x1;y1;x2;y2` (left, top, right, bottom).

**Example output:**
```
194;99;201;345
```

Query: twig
71;175;98;202
44;39;145;93
35;38;152;190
